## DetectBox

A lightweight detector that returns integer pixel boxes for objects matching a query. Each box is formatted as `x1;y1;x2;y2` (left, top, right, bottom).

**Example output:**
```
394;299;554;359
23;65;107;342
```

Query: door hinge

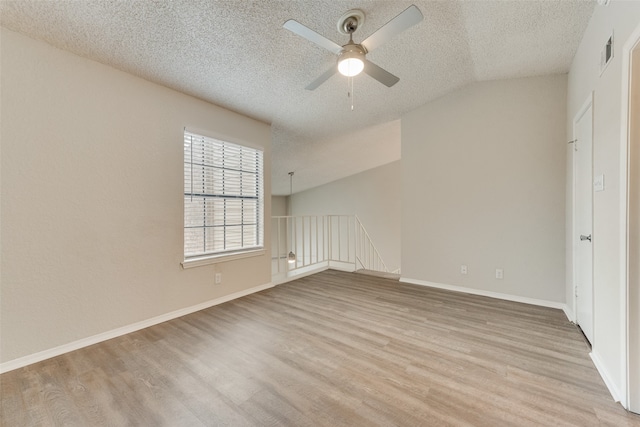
575;285;578;298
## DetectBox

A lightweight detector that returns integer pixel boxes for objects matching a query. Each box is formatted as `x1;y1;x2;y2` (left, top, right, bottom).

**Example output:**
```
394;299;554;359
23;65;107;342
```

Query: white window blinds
184;130;264;259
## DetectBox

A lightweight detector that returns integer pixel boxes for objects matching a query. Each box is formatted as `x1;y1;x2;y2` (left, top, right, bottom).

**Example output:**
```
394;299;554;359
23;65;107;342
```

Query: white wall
565;0;640;404
0;28;271;365
402;75;567;304
290;161;401;272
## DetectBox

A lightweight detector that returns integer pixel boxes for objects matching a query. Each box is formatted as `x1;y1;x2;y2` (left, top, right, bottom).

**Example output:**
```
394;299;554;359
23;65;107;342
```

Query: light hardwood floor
2;270;639;426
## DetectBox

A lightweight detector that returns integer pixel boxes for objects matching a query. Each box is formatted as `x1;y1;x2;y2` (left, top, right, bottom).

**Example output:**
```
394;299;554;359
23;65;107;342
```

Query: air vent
600;32;614;76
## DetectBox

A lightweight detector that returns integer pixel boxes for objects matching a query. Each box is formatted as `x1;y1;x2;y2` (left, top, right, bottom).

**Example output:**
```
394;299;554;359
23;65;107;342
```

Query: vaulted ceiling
0;0;595;194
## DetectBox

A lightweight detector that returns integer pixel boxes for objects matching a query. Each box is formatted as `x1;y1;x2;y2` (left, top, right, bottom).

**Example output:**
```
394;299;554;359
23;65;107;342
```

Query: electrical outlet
461;265;468;275
215;273;222;284
495;269;503;280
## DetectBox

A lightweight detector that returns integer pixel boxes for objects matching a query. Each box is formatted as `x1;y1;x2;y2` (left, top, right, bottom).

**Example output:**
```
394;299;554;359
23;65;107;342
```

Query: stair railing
354;215;389;273
271;214;391;282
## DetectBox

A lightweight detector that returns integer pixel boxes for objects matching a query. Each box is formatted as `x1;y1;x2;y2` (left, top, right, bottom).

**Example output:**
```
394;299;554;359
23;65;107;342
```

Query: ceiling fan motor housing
339;43;367;60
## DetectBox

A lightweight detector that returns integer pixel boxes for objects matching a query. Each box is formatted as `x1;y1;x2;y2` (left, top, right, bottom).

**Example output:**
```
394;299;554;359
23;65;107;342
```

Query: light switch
594;174;605;192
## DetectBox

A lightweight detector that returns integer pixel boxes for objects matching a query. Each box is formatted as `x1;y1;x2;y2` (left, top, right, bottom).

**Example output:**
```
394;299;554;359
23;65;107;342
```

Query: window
184;130;263;261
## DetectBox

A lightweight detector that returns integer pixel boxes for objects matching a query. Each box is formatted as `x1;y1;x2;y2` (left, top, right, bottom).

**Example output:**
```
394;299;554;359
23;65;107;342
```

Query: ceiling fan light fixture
337;47;365;77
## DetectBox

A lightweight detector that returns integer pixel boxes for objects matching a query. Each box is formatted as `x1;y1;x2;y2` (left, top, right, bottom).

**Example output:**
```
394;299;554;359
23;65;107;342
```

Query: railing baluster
322;216;325;262
347;215;350;263
338;216;341;262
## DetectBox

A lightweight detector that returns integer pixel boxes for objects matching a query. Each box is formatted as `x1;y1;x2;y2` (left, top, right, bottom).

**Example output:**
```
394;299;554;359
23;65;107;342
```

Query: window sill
181;249;265;269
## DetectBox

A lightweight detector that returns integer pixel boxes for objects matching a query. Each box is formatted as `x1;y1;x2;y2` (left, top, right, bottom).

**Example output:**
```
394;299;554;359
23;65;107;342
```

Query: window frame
181;129;265;269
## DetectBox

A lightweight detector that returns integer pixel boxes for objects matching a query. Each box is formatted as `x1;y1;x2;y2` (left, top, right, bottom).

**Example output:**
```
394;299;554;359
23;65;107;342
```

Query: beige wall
0;28;271;364
566;1;640;404
402;75;567;303
271;195;288;216
290;161;401;272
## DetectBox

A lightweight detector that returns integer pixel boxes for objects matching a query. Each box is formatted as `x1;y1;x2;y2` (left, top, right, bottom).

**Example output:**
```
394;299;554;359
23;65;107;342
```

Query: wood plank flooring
2;270;639;426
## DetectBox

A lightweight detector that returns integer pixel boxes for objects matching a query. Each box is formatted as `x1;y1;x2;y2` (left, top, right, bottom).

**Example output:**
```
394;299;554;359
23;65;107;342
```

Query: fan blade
305;66;337;90
361;5;423;53
283;20;343;55
363;60;400;87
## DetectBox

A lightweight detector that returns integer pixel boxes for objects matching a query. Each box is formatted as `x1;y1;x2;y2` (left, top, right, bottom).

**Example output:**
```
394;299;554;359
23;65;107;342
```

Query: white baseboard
0;282;274;374
328;260;357;272
590;350;623;403
273;260;357;286
399;277;566;310
272;264;330;285
562;305;576;323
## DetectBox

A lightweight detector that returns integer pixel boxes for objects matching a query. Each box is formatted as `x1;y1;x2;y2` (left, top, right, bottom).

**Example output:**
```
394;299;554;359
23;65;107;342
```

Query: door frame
620;21;640;413
572;93;594;330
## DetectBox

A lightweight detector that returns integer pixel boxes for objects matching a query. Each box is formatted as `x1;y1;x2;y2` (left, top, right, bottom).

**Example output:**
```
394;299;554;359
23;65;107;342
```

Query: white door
628;42;640;415
575;102;594;344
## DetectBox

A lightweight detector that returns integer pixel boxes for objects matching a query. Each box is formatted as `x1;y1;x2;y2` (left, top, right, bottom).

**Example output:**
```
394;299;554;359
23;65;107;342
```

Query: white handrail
354;215;389;273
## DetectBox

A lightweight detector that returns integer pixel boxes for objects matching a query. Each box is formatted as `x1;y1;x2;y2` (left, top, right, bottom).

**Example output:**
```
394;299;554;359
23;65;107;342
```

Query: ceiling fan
283;5;423;90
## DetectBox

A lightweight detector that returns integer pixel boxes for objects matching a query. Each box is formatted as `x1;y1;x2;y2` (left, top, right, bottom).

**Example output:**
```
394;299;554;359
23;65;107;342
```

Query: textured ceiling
0;0;595;194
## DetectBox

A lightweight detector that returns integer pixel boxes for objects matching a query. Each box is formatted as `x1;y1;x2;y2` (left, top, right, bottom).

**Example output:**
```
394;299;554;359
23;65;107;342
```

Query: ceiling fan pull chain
348;75;355;111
